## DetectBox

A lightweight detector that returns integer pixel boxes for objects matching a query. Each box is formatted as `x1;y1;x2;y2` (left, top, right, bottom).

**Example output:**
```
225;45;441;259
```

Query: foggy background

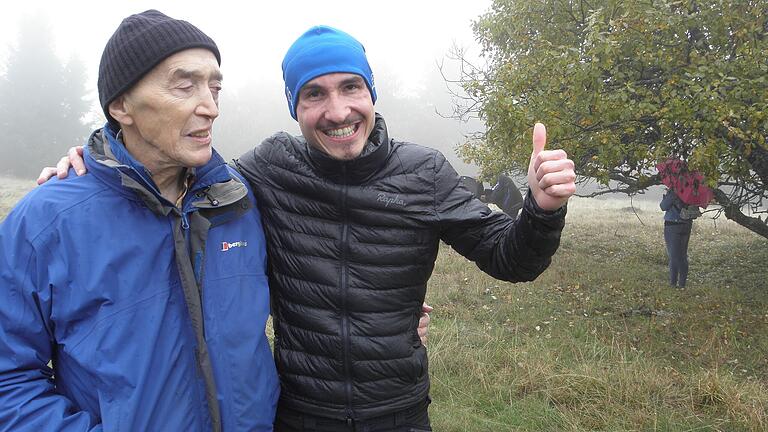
0;0;490;180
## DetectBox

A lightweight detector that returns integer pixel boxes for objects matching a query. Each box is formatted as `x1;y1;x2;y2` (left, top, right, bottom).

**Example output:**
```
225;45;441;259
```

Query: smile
324;124;357;138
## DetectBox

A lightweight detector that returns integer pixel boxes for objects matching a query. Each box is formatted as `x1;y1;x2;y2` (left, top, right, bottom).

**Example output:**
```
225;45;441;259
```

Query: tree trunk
713;189;768;239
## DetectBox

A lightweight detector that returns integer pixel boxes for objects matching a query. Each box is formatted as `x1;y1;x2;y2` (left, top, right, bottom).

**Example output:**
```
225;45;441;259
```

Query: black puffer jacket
235;114;565;421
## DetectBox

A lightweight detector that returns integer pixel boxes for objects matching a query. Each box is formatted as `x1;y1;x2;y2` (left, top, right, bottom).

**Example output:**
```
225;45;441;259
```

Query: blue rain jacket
0;126;278;431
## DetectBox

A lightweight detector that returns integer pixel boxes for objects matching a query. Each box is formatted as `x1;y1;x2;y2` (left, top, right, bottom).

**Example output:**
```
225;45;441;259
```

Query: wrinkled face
296;72;375;161
113;48;222;173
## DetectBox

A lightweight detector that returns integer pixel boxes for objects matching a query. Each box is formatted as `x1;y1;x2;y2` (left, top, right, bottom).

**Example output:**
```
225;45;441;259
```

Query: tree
453;0;768;238
374;64;485;176
0;13;90;179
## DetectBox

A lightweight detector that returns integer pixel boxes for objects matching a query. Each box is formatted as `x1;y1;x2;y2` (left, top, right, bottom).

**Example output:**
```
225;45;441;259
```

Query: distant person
1;10;279;430
488;174;525;218
660;188;698;288
460;174;524;219
40;25;576;431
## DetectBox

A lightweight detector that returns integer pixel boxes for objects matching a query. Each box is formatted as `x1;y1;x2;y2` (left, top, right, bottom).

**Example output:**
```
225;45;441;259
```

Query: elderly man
0;10;278;431
40;25;575;431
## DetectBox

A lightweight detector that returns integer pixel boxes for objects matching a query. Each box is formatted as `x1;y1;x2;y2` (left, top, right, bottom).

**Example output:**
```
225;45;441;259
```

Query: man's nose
196;87;219;119
323;92;350;123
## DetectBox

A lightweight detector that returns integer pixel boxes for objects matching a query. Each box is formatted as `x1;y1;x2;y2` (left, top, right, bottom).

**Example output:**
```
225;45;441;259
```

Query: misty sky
0;0;671;199
1;0;492;124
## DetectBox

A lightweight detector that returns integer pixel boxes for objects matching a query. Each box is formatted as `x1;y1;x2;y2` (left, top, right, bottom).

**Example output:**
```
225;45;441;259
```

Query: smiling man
0;10;278;431
293;72;374;160
233;25;577;431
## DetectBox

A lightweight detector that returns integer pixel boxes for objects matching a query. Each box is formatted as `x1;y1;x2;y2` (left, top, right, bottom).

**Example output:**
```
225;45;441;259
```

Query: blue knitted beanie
282;25;377;120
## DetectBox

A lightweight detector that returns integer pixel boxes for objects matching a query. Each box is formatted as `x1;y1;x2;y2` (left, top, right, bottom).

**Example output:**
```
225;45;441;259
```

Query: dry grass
427;196;768;431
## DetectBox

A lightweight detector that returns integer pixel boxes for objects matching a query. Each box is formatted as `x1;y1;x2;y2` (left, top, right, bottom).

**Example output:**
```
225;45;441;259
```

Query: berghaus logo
221;240;248;251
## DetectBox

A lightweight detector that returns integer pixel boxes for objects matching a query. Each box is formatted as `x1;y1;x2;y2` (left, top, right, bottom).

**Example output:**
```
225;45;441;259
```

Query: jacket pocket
410;310;422;349
410;345;428;384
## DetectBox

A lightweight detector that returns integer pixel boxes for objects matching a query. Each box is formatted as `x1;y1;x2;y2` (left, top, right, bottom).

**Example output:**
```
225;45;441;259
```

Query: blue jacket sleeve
660;192;672;210
660;191;682;211
0;210;100;431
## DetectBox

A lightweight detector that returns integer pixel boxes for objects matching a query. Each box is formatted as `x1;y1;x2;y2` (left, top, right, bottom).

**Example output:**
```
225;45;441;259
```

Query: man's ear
108;96;134;126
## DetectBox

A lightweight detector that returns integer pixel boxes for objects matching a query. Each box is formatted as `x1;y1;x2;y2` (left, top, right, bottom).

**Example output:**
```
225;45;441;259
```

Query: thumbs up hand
527;123;576;211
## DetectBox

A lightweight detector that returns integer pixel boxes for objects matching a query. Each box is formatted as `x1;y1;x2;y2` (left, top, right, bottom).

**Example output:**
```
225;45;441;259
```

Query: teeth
325;125;355;138
190;131;209;138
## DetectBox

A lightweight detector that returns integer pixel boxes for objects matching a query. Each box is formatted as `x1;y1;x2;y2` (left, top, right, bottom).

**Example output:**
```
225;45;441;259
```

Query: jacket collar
84;123;242;214
305;113;390;184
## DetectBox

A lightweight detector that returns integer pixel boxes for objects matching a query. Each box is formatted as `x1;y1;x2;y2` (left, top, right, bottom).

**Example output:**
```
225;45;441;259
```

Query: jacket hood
305;113;390;184
85;123;243;214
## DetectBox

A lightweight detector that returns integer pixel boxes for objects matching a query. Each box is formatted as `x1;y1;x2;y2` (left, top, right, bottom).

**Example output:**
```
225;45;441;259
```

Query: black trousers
274;397;432;432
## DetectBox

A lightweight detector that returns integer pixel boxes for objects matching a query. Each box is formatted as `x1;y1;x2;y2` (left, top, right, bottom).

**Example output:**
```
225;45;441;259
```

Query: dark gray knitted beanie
98;10;221;126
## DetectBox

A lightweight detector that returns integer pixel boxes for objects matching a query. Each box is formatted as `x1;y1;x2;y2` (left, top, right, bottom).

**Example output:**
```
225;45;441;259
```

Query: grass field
2;179;766;431
427;197;767;431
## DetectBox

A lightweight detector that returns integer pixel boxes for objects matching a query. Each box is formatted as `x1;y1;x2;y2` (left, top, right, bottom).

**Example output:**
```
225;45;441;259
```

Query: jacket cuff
524;190;567;229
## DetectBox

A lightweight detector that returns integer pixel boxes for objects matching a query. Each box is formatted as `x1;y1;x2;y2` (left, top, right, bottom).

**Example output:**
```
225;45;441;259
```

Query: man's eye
344;83;363;93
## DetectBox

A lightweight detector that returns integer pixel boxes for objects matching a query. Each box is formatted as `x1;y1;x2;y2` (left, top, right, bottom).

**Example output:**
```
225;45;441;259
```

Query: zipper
174;192;218;430
340;164;354;421
179;203;206;335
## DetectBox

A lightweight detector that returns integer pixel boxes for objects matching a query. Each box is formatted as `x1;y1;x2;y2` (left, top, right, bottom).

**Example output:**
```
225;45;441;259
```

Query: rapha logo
377;193;406;208
221;240;248;252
